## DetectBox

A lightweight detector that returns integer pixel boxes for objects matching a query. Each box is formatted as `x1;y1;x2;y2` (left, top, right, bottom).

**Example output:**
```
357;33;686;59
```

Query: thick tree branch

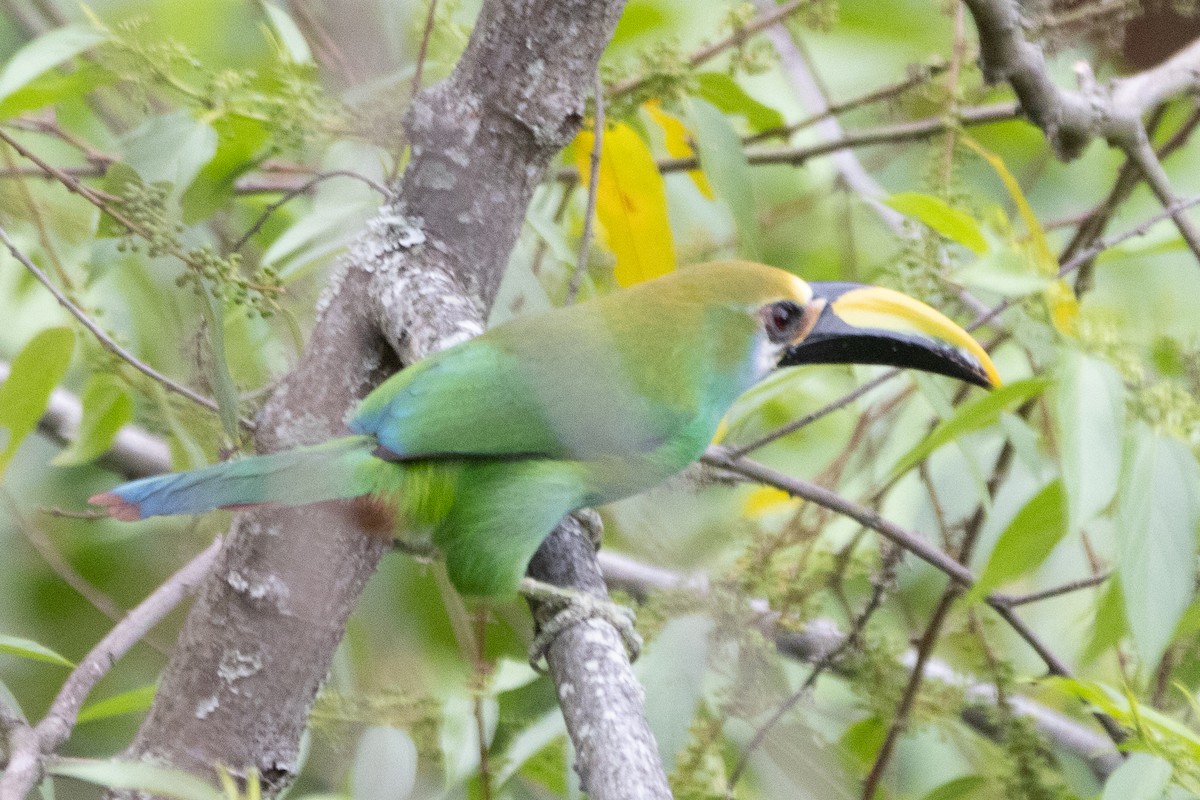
961;0;1200;261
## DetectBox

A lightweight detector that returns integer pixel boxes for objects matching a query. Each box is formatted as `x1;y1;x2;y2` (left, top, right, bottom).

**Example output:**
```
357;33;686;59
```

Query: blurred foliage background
3;0;1200;798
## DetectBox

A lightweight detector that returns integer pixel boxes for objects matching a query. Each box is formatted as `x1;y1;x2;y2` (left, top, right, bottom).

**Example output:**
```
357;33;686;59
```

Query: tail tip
89;492;143;522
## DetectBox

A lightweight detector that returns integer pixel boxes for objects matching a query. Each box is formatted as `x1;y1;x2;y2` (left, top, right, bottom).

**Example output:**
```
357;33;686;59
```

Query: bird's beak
778;283;1001;388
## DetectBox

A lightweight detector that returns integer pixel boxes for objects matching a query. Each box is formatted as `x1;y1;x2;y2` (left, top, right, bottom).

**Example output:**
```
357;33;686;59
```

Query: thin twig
567;71;604;305
607;0;816;99
745;61;950;144
233;170;389;251
970;195;1200;331
1072;106;1200;295
555;102;1020;181
861;435;1014;798
728;369;900;458
390;0;440;185
0;128;279;309
726;545;901;796
0;539;221;799
411;0;438;98
861;587;959;799
701;445;1128;745
993;572;1111;608
0;224;244;425
0;487;170;655
1125;132;1200;263
0;165;105;180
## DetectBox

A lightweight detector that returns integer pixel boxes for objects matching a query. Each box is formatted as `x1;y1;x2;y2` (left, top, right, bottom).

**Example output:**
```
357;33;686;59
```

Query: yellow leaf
643;100;715;199
1046;278;1080;337
963;136;1079;337
574;121;676;286
961;136;1056;275
743;485;799;519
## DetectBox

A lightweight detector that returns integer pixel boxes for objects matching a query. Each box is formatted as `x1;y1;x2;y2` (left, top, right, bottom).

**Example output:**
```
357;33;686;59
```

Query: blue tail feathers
90;436;378;520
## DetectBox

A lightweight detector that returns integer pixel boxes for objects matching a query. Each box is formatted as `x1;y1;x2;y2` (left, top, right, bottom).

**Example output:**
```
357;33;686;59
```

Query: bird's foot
569;508;604;550
520;577;642;673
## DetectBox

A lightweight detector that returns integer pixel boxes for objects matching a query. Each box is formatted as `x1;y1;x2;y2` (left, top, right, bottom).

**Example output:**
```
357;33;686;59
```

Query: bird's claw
520;577;642;673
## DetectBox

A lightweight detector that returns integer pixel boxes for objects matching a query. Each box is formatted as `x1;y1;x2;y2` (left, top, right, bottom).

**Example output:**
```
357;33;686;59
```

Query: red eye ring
762;301;803;343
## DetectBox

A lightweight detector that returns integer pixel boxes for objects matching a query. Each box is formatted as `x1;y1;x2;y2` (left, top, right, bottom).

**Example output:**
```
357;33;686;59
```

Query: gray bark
120;1;641;795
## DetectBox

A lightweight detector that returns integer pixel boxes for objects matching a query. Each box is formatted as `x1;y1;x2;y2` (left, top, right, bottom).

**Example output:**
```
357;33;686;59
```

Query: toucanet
91;261;999;596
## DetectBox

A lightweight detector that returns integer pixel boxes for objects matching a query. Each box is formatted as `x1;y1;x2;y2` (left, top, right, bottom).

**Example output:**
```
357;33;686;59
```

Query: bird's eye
761;301;804;343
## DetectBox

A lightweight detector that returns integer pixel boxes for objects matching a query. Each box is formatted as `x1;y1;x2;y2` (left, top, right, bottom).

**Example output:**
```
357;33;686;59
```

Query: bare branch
961;1;1200;261
745;61;949;144
232;170;389;252
555;102;1020;181
0;540;220;800
993;572;1111;608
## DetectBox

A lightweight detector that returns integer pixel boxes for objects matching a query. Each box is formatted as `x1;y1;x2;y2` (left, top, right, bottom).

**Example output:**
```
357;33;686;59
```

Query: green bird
91;261;999;596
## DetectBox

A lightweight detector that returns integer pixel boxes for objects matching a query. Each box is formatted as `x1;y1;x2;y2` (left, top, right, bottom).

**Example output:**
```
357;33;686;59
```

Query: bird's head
666;262;1001;389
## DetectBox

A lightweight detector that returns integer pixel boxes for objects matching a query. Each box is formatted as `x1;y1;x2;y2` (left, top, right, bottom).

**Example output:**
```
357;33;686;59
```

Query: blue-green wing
349;339;566;460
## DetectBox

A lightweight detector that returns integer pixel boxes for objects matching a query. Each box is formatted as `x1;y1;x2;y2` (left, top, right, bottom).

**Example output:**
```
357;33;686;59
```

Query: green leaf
352;727;418;800
76;684;158;725
887;377;1050;481
919;775;989;800
0;61;111;120
52;374;134;467
967;480;1067;602
0;327;75;475
0;634;74;667
955;247;1050;298
1050;677;1200;758
1102;753;1172;800
1082;577;1127;664
686;97;761;260
1118;428;1200;667
694;72;784;132
839;716;887;768
200;288;241;445
0;24;107;104
121;111;219;198
261;2;313;63
494;710;566;789
50;758;223;800
885;192;988;254
182;114;270;223
1057;353;1125;534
